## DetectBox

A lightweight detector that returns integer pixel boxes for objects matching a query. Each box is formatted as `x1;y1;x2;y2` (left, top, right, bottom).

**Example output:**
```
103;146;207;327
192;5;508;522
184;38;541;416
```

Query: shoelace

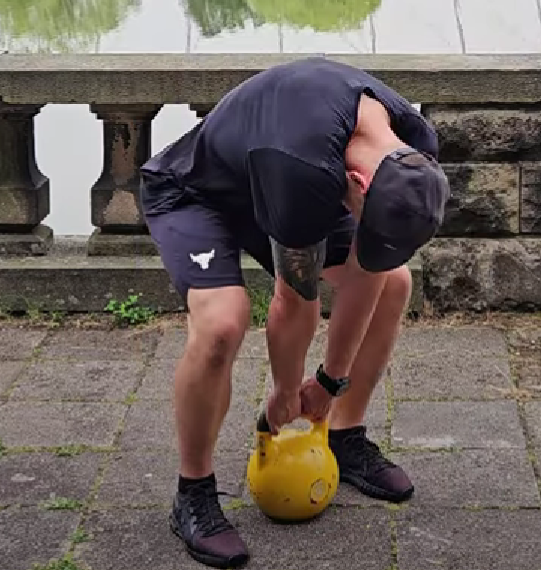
341;431;394;475
184;483;235;537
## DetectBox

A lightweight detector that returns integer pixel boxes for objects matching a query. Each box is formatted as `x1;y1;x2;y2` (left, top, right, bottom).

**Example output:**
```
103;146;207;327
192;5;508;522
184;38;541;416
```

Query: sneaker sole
340;472;414;503
169;513;250;569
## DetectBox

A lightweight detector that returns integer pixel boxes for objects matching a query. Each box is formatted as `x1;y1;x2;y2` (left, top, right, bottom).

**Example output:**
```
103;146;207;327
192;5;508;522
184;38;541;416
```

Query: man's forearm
324;267;387;379
266;293;320;394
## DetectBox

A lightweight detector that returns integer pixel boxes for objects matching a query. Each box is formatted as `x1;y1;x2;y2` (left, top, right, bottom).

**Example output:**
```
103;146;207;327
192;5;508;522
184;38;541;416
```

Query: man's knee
187;287;251;369
384;265;412;304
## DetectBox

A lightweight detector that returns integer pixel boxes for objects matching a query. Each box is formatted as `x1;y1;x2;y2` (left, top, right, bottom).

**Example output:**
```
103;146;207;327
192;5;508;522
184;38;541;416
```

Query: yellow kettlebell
246;412;339;522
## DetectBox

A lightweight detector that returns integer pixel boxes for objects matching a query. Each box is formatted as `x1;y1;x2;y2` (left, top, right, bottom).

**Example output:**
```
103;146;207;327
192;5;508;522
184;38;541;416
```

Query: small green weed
0;438;6;457
72;527;90;544
53;445;87;457
104;294;155;327
41;497;83;511
31;555;86;570
223;498;248;511
247;287;272;327
124;391;139;405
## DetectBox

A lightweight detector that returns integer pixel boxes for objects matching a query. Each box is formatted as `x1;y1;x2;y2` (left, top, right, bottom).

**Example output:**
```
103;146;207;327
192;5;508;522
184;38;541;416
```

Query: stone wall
0;54;540;314
421;104;541;311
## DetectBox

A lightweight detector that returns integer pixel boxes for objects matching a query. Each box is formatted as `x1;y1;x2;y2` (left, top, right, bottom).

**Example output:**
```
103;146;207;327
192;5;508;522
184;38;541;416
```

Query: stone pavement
0;313;540;570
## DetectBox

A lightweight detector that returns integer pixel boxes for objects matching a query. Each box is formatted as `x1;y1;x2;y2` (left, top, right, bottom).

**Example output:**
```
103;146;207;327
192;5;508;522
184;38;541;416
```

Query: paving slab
393;449;540;508
95;449;247;507
238;329;269;359
391;346;513;400
392;401;526;449
121;358;261;452
153;327;187;359
137;358;176;400
0;328;46;361
9;359;145;402
75;506;392;570
507;323;541;351
0;507;80;570
119;399;176;450
74;507;200;570
230;506;392;570
0;401;126;447
515;356;541;392
0;361;25;394
394;325;509;358
330;482;390;508
396;508;541;570
37;328;158;361
155;327;270;360
524;402;541;449
0;452;102;506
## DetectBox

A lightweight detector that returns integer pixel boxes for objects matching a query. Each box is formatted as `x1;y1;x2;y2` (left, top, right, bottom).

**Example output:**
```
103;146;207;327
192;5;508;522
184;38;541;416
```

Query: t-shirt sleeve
246;147;345;248
400;113;440;161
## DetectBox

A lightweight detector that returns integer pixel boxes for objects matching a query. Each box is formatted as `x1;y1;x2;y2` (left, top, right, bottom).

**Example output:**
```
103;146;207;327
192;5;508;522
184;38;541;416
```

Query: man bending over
140;57;450;569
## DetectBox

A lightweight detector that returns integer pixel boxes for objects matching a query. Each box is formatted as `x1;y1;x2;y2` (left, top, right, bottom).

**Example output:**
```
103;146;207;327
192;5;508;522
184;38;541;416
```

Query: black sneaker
329;425;414;503
169;476;249;569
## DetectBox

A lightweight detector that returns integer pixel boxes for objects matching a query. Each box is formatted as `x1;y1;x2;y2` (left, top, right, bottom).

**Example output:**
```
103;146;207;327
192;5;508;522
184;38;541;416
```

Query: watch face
335;381;349;396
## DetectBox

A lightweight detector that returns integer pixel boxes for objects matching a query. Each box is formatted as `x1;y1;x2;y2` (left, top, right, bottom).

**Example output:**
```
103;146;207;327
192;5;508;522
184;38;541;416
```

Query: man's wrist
315;364;350;397
273;383;300;397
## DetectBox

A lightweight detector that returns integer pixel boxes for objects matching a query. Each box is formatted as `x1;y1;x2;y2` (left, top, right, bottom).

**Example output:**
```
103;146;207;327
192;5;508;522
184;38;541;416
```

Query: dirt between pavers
1;309;539;336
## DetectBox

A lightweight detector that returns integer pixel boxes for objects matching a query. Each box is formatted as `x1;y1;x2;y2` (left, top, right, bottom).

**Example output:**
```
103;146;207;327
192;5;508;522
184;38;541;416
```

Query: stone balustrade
0;54;540;314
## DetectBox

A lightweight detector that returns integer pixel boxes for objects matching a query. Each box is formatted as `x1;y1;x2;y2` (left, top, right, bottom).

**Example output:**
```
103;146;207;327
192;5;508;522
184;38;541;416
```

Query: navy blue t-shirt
140;57;438;249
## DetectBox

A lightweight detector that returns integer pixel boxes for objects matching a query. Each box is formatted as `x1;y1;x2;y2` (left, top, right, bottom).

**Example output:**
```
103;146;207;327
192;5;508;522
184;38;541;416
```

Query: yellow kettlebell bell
246;412;339;522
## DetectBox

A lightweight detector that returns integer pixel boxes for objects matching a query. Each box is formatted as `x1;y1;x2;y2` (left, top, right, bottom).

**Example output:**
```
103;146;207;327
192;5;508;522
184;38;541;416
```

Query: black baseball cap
356;147;450;272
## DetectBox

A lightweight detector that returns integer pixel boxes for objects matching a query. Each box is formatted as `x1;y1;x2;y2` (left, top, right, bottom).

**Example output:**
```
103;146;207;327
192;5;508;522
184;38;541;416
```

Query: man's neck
347;134;404;174
347;94;405;173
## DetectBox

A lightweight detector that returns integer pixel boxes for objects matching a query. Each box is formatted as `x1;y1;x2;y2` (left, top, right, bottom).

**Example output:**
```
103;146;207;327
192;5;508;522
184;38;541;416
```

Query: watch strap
315;364;348;397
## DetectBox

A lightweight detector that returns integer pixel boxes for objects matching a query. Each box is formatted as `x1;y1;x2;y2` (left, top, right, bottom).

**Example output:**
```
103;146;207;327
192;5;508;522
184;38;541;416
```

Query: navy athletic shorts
142;180;356;303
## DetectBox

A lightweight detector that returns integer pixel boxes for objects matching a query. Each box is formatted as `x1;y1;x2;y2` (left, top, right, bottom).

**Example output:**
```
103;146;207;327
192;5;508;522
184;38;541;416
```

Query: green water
1;0;540;234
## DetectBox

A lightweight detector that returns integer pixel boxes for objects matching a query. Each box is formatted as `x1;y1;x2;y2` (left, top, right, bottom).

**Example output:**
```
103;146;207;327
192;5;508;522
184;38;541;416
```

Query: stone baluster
88;104;162;256
0;102;52;255
420;103;541;311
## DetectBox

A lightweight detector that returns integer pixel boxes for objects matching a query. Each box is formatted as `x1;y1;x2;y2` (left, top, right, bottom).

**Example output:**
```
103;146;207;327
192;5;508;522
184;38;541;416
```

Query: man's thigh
145;203;245;303
324;211;357;269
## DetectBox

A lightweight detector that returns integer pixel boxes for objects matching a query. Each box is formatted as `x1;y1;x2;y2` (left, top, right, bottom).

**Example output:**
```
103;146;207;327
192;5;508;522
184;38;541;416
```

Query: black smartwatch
315;364;350;397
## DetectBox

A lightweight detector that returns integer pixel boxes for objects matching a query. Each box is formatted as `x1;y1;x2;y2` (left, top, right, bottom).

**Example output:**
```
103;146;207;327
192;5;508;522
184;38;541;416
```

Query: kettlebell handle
256;411;272;434
255;411;328;441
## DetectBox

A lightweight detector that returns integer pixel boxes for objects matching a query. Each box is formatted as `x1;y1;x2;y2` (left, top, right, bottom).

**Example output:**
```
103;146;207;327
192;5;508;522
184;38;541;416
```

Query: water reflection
0;0;382;51
181;0;263;37
181;0;381;37
246;0;381;31
0;0;142;52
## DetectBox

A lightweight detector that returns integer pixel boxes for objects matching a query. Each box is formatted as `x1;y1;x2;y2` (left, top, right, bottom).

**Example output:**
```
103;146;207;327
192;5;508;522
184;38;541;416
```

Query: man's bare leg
169;285;251;568
321;263;414;502
327;265;412;429
175;286;251;478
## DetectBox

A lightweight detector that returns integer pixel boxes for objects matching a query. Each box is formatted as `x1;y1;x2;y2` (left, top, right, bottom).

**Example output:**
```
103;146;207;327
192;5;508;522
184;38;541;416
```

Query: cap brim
356;220;417;273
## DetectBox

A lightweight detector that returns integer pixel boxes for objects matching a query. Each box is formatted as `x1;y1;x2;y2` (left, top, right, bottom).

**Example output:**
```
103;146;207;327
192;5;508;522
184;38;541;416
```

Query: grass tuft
247;287;272;328
41;497;83;511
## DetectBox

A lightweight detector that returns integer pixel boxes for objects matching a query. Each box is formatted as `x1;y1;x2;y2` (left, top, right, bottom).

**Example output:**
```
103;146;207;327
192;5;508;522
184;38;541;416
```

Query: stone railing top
1;53;541;105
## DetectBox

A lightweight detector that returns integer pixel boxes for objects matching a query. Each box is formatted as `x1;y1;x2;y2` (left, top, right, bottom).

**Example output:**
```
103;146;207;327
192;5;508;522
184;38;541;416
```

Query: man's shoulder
396;111;439;159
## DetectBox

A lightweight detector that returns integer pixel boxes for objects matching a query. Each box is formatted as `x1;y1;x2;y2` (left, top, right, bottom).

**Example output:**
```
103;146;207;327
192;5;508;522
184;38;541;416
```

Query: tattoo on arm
270;237;327;301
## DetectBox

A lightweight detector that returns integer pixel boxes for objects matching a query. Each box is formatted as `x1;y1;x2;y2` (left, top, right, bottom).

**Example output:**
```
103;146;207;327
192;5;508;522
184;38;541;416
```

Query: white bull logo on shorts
190;249;215;270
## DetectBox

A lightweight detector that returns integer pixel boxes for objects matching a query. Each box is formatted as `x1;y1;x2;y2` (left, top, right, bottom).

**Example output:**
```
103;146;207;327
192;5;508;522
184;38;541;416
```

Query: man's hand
300;376;333;424
266;387;302;435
